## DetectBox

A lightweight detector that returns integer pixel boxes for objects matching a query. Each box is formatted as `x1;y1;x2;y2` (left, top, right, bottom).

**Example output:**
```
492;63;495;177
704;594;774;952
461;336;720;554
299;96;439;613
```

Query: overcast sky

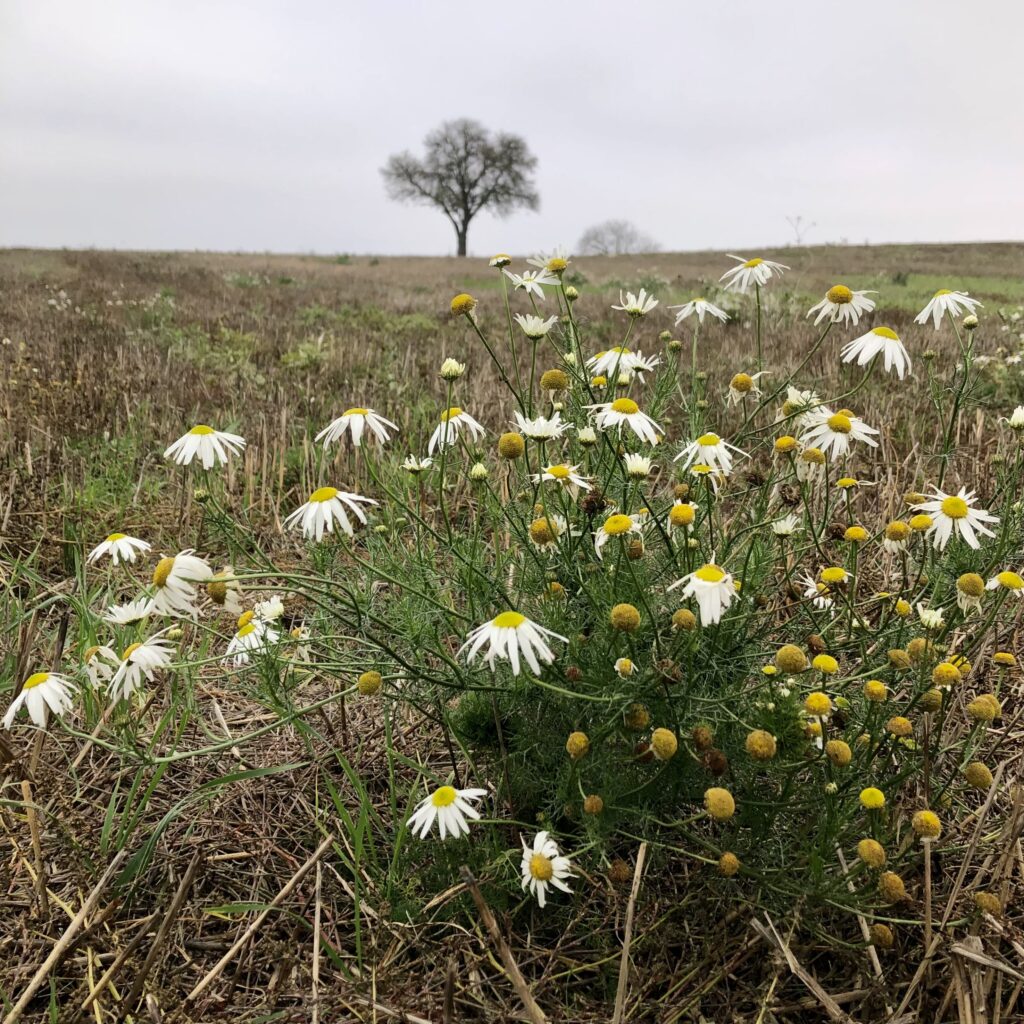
2;0;1022;256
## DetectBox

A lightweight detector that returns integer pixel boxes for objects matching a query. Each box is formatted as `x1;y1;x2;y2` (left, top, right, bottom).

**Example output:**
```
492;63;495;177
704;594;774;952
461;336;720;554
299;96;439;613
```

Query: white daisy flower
799;573;833;611
428;406;486;454
82;645;118;689
669;297;729;325
623;453;652;479
612;289;659;318
528;512;570;551
103;597;152;626
224;618;280;668
503;268;557;299
253;595;285;621
587;398;662;446
402;455;434;474
674;431;747;475
594;512;643;559
513;411;570;442
779;386;823;430
87;533;151;565
520;830;573;908
840;327;911;380
615;657;635;677
771;514;801;538
206;567;243;616
315;407;398;448
149;550;213;618
514;313;559;340
987;570;1024;595
913;487;998;551
799;408;879;462
163;425;246;470
796;448;826;483
489;253;512;268
1009;407;1024;431
108;632;174;702
719;255;788;293
667;500;698;531
585;347;661;381
667;561;737;626
284;486;377;542
533;463;591;494
915;290;983;330
459;611;567;676
727;371;768;405
526;247;571;275
439;357;466;380
882;523;911;554
3;671;77;729
407;784;488;841
806;285;876;327
917;604;945;630
287;625;313;663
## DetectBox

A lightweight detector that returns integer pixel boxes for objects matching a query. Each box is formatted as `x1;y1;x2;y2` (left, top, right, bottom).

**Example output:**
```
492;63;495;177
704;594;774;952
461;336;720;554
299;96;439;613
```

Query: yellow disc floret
704;787;735;820
940;495;968;519
611;398;639;415
431;785;457;807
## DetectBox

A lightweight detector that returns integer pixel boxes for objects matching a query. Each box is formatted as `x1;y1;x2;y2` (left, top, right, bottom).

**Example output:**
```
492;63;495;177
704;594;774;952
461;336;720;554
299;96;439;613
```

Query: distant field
2;242;1022;569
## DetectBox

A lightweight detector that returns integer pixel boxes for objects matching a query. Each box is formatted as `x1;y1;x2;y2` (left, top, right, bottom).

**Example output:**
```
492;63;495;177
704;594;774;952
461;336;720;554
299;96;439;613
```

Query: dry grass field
1;242;1024;1024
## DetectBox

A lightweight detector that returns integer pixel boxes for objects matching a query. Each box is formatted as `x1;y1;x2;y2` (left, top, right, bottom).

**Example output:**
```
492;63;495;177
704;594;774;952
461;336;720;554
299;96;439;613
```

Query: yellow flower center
603;514;634;537
885;522;910;540
821;567;847;585
238;610;255;627
546;257;568;272
105;532;127;542
189;425;215;435
237;623;257;638
310;486;338;503
826;285;853;304
837;477;858;488
492;611;526;629
873;327;899;340
742;258;763;268
23;672;49;690
695;564;726;583
910;514;933;531
529;852;554;881
697;433;721;446
547;464;571;480
440;407;463;422
342;407;369;417
83;645;100;662
934;289;952;297
152;556;175;588
801;447;825;465
121;642;142;661
827;414;852;434
731;373;754;392
611;398;639;415
431;785;457;807
940;496;969;519
997;571;1024;590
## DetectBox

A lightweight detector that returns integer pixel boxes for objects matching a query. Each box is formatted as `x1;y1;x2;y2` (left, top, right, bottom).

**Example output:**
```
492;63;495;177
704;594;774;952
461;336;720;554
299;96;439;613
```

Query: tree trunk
456;222;468;257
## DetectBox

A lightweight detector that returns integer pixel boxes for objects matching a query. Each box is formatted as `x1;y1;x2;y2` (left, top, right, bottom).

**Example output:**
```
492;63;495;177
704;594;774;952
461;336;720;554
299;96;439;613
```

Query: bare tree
381;119;539;257
577;219;659;256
